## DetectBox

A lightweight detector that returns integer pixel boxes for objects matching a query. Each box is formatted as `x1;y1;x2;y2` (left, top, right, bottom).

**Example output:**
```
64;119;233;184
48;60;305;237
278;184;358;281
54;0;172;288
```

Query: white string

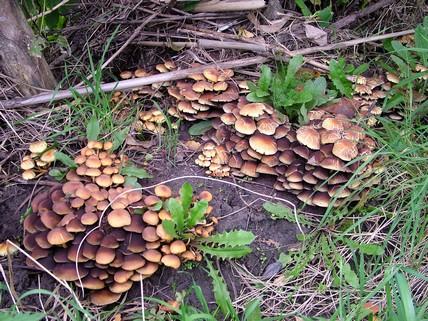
140;275;145;321
0;262;19;312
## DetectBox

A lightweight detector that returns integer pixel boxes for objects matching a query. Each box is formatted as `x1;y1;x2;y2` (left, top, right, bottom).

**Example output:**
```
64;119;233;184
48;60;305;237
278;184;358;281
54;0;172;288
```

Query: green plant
247;56;337;123
0;311;45;321
161;182;209;238
197;230;255;259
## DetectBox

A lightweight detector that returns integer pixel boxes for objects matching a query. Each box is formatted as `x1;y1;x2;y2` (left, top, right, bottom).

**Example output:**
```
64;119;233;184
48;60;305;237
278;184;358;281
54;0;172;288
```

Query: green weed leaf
285;56;305;88
112;127;129;151
315;6;333;28
124;176;142;188
199;230;255;247
189;120;212;136
0;311;45;321
340;259;360;288
180;182;193;212
120;165;152;179
49;168;67;181
166;198;185;232
54;151;77;169
295;0;312;16
199;245;252;259
258;65;273;92
329;58;353;97
243;299;262;321
162;219;178;239
414;16;428;65
86;115;100;141
188;200;208;228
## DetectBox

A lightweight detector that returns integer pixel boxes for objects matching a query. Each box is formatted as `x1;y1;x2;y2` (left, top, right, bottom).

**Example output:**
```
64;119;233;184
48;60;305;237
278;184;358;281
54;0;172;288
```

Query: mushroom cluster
21;141;56;180
194;98;381;207
23;142;216;305
166;65;246;121
134;108;172;135
111;60;177;105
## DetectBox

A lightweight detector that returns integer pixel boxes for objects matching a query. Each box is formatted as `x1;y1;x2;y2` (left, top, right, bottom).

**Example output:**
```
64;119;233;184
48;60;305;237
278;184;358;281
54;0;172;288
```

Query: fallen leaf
305;24;328;46
248;12;290;34
184;140;202;151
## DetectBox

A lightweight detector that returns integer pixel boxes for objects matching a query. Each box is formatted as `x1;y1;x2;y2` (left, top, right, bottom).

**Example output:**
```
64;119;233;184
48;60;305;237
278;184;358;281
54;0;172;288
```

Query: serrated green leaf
285;56;304;88
263;202;293;220
188;120;212;136
329;58;353;97
86;115;100;141
167;198;185;232
120;165;152;178
246;92;268;103
199;230;255;247
344;238;384;256
199;245;252;259
188;200;208;228
415;17;428;65
0;312;45;321
353;63;369;75
54;151;77;169
278;253;293;266
162;219;178;238
206;260;238;320
112;127;129;151
315;6;333;28
180;182;193;212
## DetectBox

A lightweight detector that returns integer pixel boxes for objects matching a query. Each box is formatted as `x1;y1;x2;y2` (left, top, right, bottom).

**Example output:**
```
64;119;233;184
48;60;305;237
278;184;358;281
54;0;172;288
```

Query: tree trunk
0;0;56;96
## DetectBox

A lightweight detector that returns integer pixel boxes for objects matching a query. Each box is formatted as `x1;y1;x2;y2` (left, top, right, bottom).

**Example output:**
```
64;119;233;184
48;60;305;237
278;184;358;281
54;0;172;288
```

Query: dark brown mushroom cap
107;209;131;228
86;230;104;246
66;218;86;233
192;81;213;92
78;276;105;290
40;210;61;229
312;192;331;208
90;289;121;306
100;235;120;249
328;186;351;198
228;154;243;168
123;215;145;233
332;139;359;161
211;85;239;102
47;227;73;245
240;161;258;178
95;246;116;265
142;226;160;242
114;270;133;283
256;163;277;175
249;133;277;156
320;157;346;172
67;245;88;263
122;254;146;271
220;113;236;125
53;263;88;281
82;242;98;260
137;262;159;275
296;126;321;150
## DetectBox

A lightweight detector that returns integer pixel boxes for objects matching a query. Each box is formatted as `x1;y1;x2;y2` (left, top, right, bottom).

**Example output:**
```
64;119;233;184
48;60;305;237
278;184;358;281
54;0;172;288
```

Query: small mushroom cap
203;68;219;82
40;149;56;163
312;192;331;208
114;270;133;283
75;187;91;200
96;174;113;188
332;139;359;161
142;211;160;225
143;249;162;263
103;141;113;150
53;263;88;281
249;133;278;155
240;161;258;178
79;276;105;290
154;185;172;198
110;281;133;294
144;195;161;207
142;226;160;242
81;212;99;225
257;118;279;135
220;113;236;125
198;190;213;202
107;209;131;228
95;246;116;265
21;159;35;170
137;262;159;275
90;289;121;306
239;103;265;118
86;155;101;168
112;174;125;185
122;254;146;270
85;168;102;177
234;117;257;135
170;240;187;254
29;141;48;154
22;170;36;180
161;254;181;269
47;227;73;245
296;126;321;150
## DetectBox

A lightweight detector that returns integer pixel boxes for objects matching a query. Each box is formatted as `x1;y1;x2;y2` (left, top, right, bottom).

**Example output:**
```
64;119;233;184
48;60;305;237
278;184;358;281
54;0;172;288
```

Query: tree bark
0;0;56;96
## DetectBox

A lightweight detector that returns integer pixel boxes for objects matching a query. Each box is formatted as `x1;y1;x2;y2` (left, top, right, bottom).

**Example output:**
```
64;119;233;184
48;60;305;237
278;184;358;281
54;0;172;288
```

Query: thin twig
0;262;19;312
28;0;71;21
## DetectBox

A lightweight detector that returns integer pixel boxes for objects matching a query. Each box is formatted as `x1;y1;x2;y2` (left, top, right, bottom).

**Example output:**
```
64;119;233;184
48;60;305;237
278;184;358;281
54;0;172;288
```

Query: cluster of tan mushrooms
21;141;56;180
134;108;170;135
166;65;249;121
23;141;216;305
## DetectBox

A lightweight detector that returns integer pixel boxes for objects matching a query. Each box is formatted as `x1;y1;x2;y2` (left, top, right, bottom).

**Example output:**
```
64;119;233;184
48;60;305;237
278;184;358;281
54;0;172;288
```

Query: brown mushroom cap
296;126;321;150
240;161;258;178
112;174;125;185
142;226;160;242
40;149;56;163
114;270;133;283
332;139;359;161
86;168;102;177
142;211;160;225
249;133;277;155
96;174;113;188
220;113;236;125
154;185;172;198
142;249;162;263
257;118;279;135
53;263;88;281
137;262;159;275
29;141;48;154
110;281;133;294
169;240;187;254
47;227;73;245
161;254;181;269
22;170;36;180
95;247;116;265
156;224;174;241
79;276;105;290
312;192;331;207
21;159;35;170
90;289;121;306
122;254;146;270
239;103;265;118
107;209;131;228
235;117;257;135
198;190;213;202
86;155;101;169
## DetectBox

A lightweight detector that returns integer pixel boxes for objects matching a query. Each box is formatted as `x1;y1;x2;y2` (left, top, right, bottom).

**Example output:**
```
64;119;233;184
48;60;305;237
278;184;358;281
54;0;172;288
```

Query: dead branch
193;0;266;12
